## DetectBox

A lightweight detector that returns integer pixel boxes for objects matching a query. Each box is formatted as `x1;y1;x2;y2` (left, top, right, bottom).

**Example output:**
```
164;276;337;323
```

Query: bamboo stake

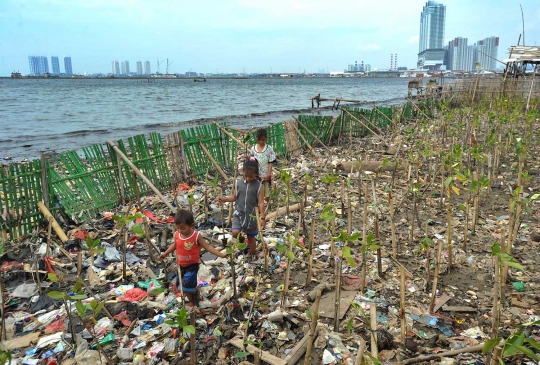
132;170;141;209
341;108;388;146
361;183;368;293
374;216;383;277
228;158;239;226
38;202;69;243
463;195;470;251
40;153;50;209
255;208;268;272
230;253;237;299
303;291;321;365
190;311;197;365
490;346;503;365
491;256;500;339
389;191;397;258
400;266;406;344
370;303;378;359
281;233;294;307
115;150;125;202
292;116;330;150
500;229;508;307
46;216;53;257
179;133;188;181
0;272;5;341
290;122;317;157
143;217;155;263
429;239;443;312
122;230;128;281
107;141;176;213
447;203;453;268
306;219;315;286
177;265;186;307
212;121;248;149
198;140;229;181
354;338;366;365
334;258;342;332
34;255;42;295
63;298;77;349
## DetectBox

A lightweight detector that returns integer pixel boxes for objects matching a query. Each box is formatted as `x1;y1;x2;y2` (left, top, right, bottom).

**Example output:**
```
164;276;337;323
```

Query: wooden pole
370;303;378;359
429;238;443;312
491;256;500;339
463;195;470;251
354;338;366;365
266;203;302;221
290;122;317;157
292;116;330;150
198;140;229;181
179;133;188;181
255;208;268;272
0;272;5;340
341;108;388;146
122;230;128;281
228;157;239;226
303;291;321;365
334;259;342;331
213;121;248;149
190;311;197;365
40;153;50;209
230;253;238;299
389;191;397;258
116;150;125;202
46;216;53;257
143;217;155;263
361;184;368;293
38;202;69;243
400;267;406;345
107;141;175;213
281;234;294;307
306;219;315;286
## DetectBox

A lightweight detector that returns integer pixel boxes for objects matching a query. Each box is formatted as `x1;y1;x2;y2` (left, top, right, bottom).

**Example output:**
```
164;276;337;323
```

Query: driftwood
400;343;489;364
336;160;406;174
307;282;334;301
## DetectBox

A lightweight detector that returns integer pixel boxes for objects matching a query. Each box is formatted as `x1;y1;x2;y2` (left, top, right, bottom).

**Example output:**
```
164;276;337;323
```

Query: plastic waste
267;310;284;322
323;349;337;364
74;334;106;365
513;281;525;292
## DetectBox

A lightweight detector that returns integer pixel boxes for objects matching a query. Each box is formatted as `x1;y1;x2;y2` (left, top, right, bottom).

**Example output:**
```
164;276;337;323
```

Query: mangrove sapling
225;234;249;299
419;238;434;289
277;232;296;307
320;204;337;263
85;237;105;267
303;291;321;365
429;238;443;313
280;170;293;216
165;307;196;361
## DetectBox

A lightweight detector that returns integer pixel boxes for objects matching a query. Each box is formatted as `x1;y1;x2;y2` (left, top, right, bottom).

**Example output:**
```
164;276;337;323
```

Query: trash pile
1;101;540;365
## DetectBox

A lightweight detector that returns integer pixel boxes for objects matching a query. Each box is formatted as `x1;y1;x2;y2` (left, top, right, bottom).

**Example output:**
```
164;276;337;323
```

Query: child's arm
198;235;227;258
266;161;273;181
217;194;236;203
158;242;176;260
258;186;266;229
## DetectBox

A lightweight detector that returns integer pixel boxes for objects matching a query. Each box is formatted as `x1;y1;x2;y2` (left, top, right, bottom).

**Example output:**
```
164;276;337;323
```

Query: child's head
243;159;259;183
256;128;267;146
175;209;195;236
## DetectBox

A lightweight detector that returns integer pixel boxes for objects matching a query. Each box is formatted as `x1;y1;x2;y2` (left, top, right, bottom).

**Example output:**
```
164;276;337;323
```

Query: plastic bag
75;334;107;365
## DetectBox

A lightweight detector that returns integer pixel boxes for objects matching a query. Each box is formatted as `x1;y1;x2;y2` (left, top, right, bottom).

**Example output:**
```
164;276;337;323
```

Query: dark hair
243;159;259;175
175;209;195;226
256;128;267;140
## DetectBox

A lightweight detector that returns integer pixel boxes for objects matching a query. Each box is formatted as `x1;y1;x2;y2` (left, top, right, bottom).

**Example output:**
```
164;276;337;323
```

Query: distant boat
194;78;206;82
11;71;22;78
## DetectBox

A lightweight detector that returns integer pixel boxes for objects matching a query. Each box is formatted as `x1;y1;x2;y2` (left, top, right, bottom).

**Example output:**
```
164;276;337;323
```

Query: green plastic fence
341;107;393;137
297;116;336;146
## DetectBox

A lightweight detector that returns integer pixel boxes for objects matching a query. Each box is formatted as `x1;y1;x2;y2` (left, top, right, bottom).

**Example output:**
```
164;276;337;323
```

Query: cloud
409;35;420;44
357;43;381;51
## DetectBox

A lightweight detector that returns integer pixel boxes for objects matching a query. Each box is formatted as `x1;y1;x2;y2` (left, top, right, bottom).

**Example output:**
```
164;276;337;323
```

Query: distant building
111;60;120;76
136;61;143;76
64;57;73;76
418;1;446;70
477;36;499;71
446;37;478;71
28;56;49;76
51;56;60;75
365;64;372;72
121;61;130;76
145;60;151;75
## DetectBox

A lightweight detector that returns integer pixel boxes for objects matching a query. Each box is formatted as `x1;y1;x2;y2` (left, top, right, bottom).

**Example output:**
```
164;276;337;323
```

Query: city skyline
1;0;539;76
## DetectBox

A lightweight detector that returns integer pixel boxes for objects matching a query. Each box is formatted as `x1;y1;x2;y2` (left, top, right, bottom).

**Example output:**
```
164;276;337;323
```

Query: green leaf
491;243;501;255
93;248;106;254
333;231;347;242
178;307;187;325
321;204;334;215
503;332;525;356
183;325;196;334
47;291;65;300
244;340;258;345
234;352;251;358
150;288;165;295
513;344;539;360
342;246;356;267
506;261;524;271
519;320;540;327
48;273;58;283
482;338;502;354
444;177;452;187
366;354;382;365
73;279;83;293
75;301;87;317
131;223;145;236
347;317;354;332
95;302;105;315
525;338;540;351
237;243;248;251
69;294;88;300
276;244;287;252
287;250;294;262
531;194;540;200
349;233;361;242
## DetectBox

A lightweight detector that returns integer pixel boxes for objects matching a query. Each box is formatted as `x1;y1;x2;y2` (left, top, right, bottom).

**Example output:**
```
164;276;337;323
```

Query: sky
1;0;539;76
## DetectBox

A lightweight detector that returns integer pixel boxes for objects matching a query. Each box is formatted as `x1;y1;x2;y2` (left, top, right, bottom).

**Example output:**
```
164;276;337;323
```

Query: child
159;209;227;304
250;128;276;205
218;159;266;259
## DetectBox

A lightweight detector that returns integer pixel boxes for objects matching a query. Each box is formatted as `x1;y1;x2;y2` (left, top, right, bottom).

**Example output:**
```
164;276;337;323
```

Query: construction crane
157;58;164;74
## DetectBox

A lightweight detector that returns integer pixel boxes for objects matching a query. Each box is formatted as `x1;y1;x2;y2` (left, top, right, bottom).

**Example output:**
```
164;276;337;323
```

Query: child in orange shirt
159;209;226;304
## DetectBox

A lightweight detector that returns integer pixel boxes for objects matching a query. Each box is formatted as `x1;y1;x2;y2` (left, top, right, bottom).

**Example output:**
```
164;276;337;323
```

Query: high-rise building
145;60;151;75
51;56;60;75
477;36;499;71
365;64;372;72
446;37;478;71
417;1;446;70
64;57;73;76
136;61;143;76
111;60;120;76
121;61;130;76
28;56;49;75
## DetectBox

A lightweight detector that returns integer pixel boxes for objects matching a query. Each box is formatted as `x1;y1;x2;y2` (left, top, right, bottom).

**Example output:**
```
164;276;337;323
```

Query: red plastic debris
178;183;191;191
0;261;23;272
72;230;89;240
45;318;66;334
118;288;147;302
113;310;132;327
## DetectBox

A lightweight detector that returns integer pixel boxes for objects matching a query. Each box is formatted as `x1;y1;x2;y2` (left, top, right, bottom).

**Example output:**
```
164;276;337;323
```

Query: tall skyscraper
28;56;49;75
121;61;130;76
145;61;151;75
51;56;60;75
136;61;143;76
447;37;469;71
64;57;73;76
477;36;499;71
417;1;446;70
111;60;120;76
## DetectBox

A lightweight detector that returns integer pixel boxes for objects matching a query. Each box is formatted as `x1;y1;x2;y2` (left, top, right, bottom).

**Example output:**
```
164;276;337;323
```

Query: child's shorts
232;215;258;237
173;263;199;293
